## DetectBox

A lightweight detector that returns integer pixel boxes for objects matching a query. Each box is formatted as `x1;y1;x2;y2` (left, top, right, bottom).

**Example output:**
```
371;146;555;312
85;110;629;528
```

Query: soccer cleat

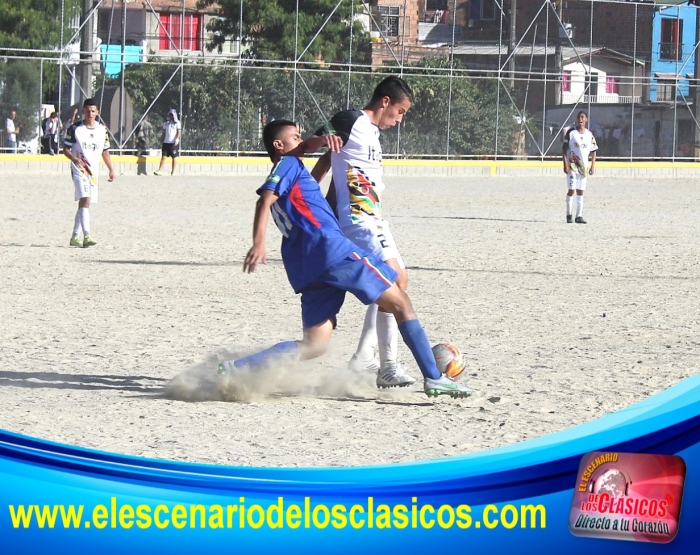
566;214;573;223
348;353;381;373
218;360;237;376
424;375;473;399
82;235;97;247
69;236;83;247
376;363;416;388
575;216;587;224
154;170;163;176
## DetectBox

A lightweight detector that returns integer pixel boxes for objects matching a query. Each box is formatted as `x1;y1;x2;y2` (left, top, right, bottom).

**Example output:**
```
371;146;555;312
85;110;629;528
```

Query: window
562;71;571;92
470;0;496;21
426;0;449;10
660;18;682;60
159;13;202;51
605;76;619;94
98;11;111;35
657;79;676;101
378;6;401;37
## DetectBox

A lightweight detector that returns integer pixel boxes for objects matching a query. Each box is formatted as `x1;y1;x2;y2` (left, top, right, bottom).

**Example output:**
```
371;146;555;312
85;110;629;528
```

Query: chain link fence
2;0;699;160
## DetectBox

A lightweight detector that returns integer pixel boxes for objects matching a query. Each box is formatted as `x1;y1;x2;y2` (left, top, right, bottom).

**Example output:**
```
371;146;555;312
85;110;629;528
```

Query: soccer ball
432;343;467;379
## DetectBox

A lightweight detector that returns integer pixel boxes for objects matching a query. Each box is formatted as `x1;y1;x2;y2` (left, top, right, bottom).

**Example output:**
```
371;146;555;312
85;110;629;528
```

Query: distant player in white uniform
154;109;182;176
312;77;416;388
63;98;115;248
562;110;597;224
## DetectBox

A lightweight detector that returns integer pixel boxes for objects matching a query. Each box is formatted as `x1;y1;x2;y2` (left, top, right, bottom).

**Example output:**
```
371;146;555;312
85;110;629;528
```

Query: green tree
198;0;370;64
0;0;80;53
0;0;82;142
0;61;41;143
114;60;261;152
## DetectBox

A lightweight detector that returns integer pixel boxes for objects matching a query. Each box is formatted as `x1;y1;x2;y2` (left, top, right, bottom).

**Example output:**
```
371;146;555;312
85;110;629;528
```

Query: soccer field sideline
2;154;700;178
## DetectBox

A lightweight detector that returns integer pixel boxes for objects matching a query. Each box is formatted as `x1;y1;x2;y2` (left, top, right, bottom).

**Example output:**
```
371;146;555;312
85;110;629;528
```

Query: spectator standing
135;114;154;157
5;110;20;153
42;112;60;155
63;107;79;140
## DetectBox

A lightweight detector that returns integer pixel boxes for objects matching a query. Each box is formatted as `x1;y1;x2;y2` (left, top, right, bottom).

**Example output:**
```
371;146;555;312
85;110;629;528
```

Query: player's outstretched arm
303;134;342;155
102;149;116;182
244;190;277;274
310;151;331;183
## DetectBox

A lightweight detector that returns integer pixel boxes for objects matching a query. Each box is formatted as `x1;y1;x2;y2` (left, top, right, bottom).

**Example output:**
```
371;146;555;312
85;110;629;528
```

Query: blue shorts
300;252;397;329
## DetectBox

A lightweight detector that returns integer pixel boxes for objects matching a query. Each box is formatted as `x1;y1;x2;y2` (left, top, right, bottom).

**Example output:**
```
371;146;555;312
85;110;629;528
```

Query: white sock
79;207;91;235
576;195;584;217
73;210;82;236
566;195;573;215
376;310;399;368
354;303;378;361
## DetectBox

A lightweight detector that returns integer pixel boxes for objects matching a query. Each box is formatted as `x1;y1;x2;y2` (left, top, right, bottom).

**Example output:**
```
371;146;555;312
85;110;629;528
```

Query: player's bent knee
396;275;409;291
376;286;416;323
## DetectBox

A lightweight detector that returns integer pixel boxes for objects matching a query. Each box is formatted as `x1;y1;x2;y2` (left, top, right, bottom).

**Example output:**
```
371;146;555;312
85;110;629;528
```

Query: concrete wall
2;154;700;178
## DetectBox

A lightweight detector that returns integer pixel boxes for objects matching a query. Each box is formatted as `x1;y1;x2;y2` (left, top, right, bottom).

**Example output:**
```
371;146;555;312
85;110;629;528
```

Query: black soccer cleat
567;215;573;223
575;216;587;224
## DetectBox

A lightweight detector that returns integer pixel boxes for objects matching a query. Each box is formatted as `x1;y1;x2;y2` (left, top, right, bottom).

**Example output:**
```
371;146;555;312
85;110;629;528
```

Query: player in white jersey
63;98;115;248
312;77;416;389
562;110;597;224
154;109;182;176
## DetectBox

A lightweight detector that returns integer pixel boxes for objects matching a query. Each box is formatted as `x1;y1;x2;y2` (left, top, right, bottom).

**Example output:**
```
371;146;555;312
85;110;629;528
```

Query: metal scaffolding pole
554;0;563;106
79;0;94;102
508;0;517;89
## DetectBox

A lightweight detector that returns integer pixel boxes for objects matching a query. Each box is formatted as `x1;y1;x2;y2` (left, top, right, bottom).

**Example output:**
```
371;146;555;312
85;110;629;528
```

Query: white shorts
73;174;98;203
567;172;588;191
343;218;405;269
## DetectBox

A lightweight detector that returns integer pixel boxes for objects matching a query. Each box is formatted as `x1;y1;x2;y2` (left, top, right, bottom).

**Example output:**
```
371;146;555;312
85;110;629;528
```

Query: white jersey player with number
313;77;415;389
562;110;597;224
62;99;115;248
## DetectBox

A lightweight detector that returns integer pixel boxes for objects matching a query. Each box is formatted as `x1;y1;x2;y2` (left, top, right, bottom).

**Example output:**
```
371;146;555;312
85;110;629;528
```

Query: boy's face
377;97;412;130
274;125;303;155
577;113;588;128
82;105;99;125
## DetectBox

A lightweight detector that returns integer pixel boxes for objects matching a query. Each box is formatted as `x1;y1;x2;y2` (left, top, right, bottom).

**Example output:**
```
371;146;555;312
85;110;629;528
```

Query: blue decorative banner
2;376;699;554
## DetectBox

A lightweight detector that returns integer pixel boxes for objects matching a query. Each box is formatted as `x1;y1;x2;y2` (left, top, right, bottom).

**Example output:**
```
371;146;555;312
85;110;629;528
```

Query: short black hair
83;98;98;108
369;76;414;105
262;119;296;160
577;110;588;118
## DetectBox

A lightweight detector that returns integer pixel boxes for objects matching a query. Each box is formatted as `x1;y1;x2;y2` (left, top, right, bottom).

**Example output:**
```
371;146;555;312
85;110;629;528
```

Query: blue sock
398;320;440;379
234;341;299;370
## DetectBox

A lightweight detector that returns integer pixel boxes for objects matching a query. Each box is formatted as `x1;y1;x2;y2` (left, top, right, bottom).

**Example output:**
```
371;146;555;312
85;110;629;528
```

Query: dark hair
369;76;414;105
262;119;296;160
577;110;588;118
83;98;98;108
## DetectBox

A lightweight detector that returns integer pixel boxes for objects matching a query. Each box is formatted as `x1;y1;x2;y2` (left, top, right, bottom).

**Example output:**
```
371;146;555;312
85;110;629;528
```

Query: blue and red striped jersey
257;156;356;292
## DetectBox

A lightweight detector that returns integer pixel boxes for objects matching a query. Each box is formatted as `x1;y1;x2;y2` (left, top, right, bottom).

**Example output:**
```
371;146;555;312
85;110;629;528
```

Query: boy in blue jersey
218;120;472;399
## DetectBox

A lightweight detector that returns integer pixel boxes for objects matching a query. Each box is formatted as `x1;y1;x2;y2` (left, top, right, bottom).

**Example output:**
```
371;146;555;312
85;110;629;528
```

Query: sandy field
1;170;698;468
